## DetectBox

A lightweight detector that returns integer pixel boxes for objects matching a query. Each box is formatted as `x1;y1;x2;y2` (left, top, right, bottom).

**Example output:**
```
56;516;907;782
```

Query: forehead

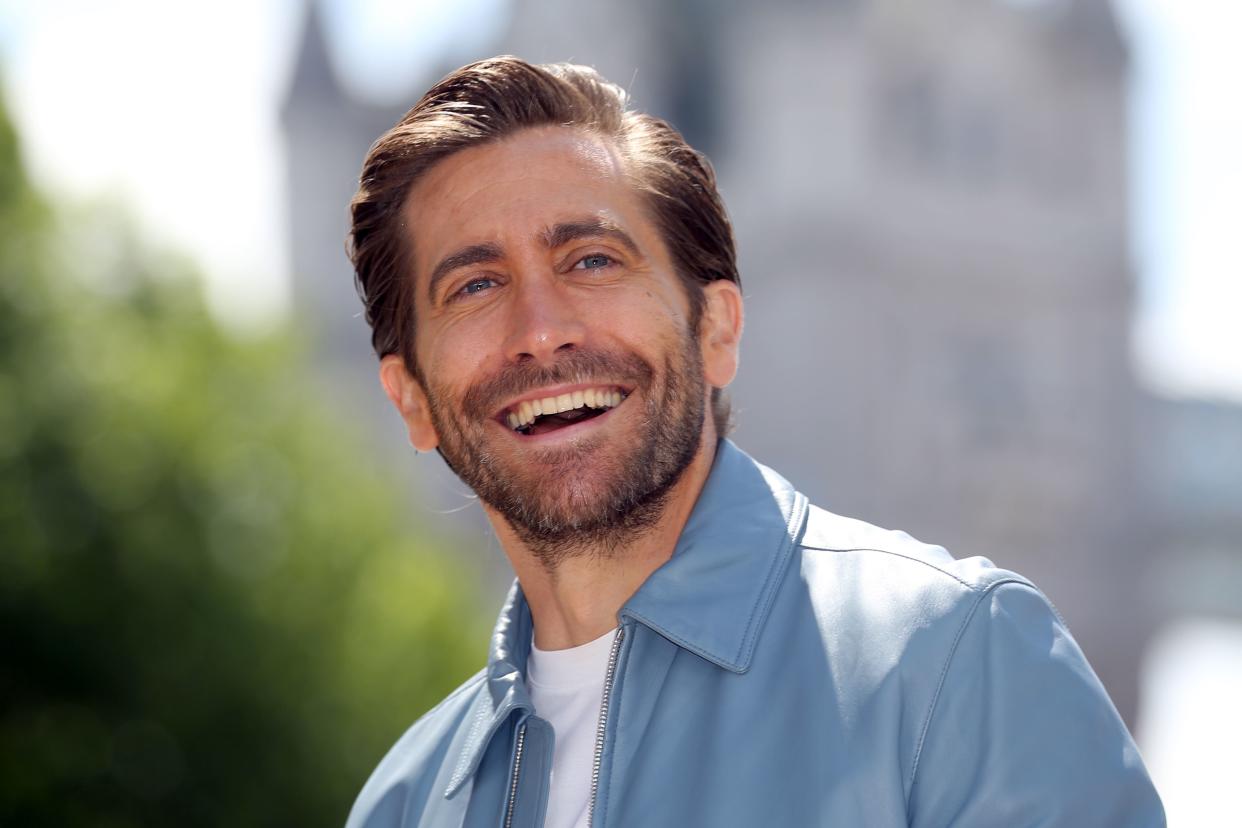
401;127;652;281
418;125;628;194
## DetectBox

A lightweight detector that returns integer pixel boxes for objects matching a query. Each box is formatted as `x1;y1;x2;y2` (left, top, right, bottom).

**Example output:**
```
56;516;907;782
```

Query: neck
487;429;719;651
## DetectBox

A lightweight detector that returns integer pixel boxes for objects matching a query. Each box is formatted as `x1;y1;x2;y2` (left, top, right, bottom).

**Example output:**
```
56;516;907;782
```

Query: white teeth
507;386;625;430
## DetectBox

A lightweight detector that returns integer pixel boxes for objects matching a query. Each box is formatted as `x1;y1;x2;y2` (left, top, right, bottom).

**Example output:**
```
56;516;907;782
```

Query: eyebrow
426;218;642;304
541;218;640;257
427;242;504;304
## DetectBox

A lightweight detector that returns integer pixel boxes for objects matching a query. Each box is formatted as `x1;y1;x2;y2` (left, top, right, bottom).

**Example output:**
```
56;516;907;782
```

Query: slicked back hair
348;56;740;436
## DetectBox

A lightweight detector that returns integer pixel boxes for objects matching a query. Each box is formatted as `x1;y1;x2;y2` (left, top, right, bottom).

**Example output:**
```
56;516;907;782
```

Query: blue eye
459;277;495;297
576;254;613;270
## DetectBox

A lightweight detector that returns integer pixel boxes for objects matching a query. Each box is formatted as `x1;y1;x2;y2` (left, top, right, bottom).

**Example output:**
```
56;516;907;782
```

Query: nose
502;271;586;364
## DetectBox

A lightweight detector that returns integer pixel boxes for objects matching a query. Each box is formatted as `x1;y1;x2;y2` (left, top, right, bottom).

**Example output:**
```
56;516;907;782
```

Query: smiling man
343;58;1163;828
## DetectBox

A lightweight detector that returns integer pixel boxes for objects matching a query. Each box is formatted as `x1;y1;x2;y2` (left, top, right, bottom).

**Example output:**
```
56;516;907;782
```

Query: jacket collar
619;439;808;673
445;582;536;797
445;439;808;798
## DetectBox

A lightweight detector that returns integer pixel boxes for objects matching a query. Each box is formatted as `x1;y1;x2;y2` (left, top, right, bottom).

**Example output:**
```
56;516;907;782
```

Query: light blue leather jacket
347;440;1165;827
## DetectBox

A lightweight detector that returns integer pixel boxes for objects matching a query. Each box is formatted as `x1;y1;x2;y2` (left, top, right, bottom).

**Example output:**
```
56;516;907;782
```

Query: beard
420;331;707;570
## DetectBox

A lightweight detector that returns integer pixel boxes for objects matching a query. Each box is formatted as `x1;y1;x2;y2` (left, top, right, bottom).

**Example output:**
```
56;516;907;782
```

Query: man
344;57;1164;827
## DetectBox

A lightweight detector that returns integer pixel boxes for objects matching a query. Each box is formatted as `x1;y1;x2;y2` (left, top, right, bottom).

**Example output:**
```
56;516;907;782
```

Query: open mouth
501;386;628;437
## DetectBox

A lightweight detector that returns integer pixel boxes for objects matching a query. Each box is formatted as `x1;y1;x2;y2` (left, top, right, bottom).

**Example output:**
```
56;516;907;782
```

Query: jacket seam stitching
800;544;989;592
619;612;726;667
445;673;493;794
906;578;1034;807
736;493;809;666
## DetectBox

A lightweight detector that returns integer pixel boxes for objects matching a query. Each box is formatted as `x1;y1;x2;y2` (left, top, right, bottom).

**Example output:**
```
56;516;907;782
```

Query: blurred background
1;0;1238;824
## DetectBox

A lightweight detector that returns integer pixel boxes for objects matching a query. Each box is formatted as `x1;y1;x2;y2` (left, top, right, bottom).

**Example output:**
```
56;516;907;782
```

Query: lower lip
501;399;623;444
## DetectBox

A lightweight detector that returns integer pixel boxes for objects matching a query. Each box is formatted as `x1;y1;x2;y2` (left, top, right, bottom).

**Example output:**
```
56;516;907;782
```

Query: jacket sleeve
907;580;1165;827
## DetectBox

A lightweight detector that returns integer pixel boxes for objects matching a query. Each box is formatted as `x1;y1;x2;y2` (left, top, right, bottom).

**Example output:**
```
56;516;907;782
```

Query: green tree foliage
0;94;488;826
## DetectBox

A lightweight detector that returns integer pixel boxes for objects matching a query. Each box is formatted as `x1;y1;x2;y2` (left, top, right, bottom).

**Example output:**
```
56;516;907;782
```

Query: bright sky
1118;0;1242;403
0;0;503;330
1137;617;1242;826
0;0;1238;402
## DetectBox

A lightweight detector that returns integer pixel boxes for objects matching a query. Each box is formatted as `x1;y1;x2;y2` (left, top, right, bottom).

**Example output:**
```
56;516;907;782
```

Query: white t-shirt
526;628;618;828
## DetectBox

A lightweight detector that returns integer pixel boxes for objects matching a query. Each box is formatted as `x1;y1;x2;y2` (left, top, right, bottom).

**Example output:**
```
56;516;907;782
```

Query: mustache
461;349;654;419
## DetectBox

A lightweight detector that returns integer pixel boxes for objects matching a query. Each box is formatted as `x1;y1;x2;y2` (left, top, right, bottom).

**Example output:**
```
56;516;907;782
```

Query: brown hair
348;56;740;435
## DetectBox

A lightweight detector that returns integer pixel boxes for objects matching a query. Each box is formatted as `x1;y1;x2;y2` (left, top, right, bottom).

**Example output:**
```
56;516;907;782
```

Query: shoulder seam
800;544;989;592
905;578;1037;807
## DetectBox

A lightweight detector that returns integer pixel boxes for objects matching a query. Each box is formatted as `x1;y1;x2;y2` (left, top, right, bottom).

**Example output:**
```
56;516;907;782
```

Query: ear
378;354;441;452
699;280;744;388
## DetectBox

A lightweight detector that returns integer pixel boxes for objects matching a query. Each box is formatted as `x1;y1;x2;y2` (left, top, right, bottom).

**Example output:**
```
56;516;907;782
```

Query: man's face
387;126;727;562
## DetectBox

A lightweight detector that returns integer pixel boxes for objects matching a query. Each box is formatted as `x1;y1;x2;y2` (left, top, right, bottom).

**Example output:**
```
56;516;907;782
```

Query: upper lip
493;381;631;421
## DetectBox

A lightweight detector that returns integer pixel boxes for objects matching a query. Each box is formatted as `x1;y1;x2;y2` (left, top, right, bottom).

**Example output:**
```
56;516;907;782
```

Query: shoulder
786;503;1051;709
796;502;1038;624
788;504;1069;730
345;667;489;828
793;505;1162;822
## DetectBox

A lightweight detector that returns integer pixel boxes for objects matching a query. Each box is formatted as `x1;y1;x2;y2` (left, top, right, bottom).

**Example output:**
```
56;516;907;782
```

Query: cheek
593;285;691;339
416;315;494;379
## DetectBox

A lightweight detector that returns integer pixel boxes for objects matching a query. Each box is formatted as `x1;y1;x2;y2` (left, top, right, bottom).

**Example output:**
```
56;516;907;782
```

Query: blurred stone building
281;0;1242;727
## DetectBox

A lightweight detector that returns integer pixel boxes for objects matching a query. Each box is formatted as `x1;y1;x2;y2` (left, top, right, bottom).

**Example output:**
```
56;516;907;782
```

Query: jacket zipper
503;721;527;828
587;626;626;828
